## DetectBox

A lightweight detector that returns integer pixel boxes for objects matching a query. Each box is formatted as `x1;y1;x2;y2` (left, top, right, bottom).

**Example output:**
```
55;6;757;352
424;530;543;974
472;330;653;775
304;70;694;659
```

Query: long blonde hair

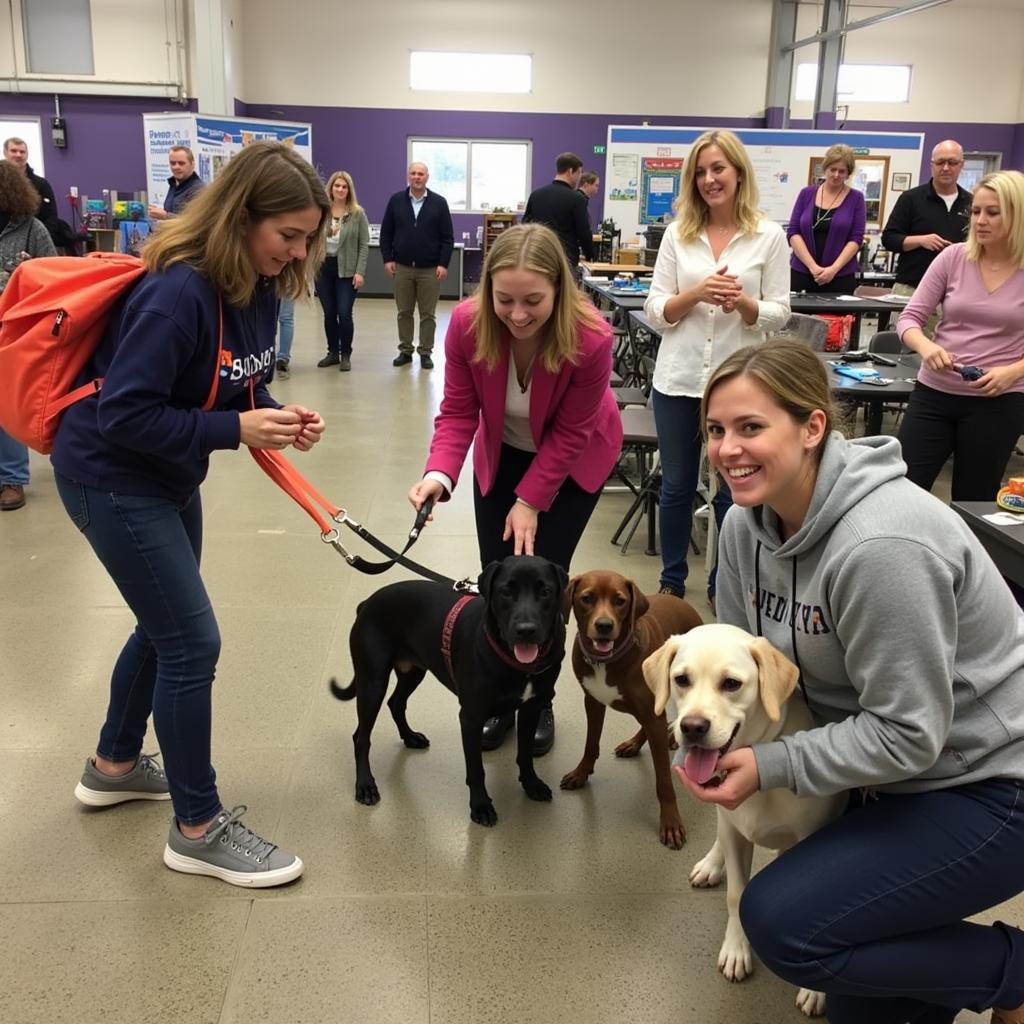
325;170;363;216
143;141;329;305
675;130;762;243
472;223;602;373
965;170;1024;269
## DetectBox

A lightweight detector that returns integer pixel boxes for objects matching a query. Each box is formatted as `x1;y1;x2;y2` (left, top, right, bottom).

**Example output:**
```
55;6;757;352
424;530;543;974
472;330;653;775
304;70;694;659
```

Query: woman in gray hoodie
678;338;1024;1024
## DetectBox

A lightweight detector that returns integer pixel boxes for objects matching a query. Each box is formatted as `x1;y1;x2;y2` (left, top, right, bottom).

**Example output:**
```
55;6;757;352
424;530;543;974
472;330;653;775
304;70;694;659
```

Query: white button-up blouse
644;218;791;398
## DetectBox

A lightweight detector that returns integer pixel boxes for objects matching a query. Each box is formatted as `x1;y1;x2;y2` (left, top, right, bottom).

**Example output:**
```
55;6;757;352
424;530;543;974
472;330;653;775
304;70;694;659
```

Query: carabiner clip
321;528;355;562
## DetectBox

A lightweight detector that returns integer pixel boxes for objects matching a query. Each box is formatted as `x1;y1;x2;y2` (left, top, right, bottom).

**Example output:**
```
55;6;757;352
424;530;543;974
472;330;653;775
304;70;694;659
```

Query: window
795;63;911;103
409;138;531;214
410;51;531;94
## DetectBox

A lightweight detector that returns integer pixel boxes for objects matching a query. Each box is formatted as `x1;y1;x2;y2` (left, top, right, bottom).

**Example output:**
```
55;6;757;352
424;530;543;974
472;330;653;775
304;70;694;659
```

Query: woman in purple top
896;170;1024;501
787;143;866;294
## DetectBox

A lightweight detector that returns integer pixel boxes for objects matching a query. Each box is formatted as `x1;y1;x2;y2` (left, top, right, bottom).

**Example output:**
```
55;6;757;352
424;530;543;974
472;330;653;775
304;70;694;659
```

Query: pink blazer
424;299;624;511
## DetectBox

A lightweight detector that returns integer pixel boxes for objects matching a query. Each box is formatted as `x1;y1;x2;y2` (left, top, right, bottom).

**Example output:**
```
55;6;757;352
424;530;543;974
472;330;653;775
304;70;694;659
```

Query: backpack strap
201;297;223;412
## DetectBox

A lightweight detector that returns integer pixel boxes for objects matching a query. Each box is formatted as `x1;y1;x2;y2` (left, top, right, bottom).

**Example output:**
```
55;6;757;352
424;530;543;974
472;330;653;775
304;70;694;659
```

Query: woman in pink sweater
896;170;1024;500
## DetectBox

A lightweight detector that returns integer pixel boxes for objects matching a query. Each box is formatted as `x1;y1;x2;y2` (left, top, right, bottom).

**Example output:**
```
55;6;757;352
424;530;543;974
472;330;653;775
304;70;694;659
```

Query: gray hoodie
716;432;1024;797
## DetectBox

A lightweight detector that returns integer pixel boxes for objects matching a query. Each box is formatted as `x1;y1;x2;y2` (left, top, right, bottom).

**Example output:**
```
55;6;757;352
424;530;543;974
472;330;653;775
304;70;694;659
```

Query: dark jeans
473;443;601;573
897;382;1024;501
315;257;358;355
55;473;222;825
790;268;857;294
740;779;1024;1024
651;389;732;596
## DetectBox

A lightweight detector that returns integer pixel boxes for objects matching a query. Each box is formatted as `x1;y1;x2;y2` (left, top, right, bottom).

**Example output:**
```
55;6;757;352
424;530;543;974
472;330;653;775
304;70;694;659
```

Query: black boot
480;712;515;751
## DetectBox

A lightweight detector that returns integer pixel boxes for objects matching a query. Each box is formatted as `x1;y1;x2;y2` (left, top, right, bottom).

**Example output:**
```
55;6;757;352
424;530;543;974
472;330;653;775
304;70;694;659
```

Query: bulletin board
143;112;312;207
604;125;924;242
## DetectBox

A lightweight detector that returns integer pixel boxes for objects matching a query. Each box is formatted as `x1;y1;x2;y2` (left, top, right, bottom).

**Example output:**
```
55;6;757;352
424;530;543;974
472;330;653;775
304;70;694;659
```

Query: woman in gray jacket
678;339;1024;1024
0;160;57;511
315;170;369;372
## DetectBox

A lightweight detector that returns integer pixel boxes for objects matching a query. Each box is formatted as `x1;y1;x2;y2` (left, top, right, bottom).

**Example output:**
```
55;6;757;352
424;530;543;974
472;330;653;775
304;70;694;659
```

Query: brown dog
561;570;703;848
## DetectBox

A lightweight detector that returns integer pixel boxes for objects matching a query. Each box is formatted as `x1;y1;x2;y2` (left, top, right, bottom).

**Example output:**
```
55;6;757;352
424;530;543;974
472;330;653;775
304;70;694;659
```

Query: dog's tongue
514;642;539;664
592;639;614;655
684;747;721;785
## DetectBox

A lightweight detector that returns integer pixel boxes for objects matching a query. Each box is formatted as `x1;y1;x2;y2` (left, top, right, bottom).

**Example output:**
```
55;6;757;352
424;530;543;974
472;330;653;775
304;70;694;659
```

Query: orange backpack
0;252;150;453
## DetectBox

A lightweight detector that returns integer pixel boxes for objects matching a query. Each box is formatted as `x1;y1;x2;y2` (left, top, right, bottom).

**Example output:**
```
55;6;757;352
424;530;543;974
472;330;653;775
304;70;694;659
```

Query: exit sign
593;145;606;155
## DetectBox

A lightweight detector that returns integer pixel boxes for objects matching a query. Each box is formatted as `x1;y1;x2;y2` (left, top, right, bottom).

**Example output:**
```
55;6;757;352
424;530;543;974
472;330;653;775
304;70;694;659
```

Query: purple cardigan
787;185;866;278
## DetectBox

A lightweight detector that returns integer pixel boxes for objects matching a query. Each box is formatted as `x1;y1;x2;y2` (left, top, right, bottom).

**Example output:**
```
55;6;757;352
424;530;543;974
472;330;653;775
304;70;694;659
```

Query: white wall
0;0;181;88
240;0;774;116
222;0;245;105
789;0;1024;124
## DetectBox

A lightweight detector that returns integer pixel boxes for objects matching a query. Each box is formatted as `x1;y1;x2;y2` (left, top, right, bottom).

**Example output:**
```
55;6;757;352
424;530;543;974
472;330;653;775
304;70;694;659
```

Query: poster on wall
639;157;682;224
609;153;638;201
143;113;313;208
603;126;923;240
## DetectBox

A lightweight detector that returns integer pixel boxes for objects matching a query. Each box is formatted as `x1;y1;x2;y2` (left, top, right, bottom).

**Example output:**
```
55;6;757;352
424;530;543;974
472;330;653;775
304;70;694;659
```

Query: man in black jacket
881;139;971;335
3;137;58;240
523;152;595;270
379;162;454;369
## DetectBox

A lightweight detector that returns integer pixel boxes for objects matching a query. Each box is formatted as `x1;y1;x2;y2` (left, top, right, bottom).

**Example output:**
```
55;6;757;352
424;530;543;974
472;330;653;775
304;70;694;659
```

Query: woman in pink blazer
408;222;623;753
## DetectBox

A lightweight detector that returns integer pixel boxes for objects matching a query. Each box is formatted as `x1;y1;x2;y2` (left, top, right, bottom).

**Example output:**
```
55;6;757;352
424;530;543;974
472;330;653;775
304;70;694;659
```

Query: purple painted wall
2;93;1021;228
243;103;761;235
0;94;196;224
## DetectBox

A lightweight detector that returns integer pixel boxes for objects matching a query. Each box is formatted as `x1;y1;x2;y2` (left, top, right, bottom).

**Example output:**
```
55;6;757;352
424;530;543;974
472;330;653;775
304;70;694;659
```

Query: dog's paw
402;730;430;749
470;801;498;827
689;844;724;887
795;988;826;1017
717;937;753;982
559;766;591;790
613;736;644;758
354;780;380;806
521;777;553;802
659;819;686;850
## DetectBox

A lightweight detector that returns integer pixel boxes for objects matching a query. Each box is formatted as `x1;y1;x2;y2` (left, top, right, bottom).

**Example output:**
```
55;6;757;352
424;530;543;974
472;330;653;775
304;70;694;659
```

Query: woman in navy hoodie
52;141;329;888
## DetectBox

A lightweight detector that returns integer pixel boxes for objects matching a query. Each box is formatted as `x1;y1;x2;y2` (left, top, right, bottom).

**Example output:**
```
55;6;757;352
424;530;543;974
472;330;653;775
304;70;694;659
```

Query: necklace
813;185;846;229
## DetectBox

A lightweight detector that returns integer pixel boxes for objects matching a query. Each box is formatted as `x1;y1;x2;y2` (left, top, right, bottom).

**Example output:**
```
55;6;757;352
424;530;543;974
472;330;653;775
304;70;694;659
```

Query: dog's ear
550;561;569;596
562;574;581;623
627;578;649;632
642;639;678;716
748;637;800;722
477;560;501;603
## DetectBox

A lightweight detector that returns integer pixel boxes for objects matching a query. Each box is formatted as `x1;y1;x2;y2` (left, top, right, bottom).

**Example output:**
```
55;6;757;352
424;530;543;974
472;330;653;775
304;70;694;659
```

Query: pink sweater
896;243;1024;396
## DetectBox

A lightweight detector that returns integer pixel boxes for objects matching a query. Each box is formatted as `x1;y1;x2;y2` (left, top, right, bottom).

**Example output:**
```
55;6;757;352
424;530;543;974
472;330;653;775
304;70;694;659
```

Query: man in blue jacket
379;162;454;369
147;146;205;221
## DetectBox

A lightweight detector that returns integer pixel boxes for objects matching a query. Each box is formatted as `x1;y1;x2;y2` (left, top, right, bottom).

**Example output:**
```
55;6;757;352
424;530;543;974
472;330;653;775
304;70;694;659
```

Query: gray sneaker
163;805;304;888
74;753;171;806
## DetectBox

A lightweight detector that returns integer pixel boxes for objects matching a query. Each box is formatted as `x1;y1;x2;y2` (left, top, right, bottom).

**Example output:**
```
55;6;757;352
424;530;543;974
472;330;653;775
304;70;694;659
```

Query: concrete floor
1;296;1018;1024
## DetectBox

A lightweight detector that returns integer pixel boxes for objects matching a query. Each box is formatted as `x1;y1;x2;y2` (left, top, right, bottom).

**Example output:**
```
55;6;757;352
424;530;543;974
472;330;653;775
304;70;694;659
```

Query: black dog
330;555;568;826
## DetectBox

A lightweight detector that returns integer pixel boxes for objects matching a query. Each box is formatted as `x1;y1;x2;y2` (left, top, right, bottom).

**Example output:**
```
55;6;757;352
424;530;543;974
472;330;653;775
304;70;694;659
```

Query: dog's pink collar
577;631;638;668
483;625;557;675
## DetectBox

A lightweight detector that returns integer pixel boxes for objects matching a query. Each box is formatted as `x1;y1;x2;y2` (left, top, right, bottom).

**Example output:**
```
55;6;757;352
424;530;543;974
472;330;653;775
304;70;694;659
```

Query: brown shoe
0;484;26;511
993;1002;1024;1024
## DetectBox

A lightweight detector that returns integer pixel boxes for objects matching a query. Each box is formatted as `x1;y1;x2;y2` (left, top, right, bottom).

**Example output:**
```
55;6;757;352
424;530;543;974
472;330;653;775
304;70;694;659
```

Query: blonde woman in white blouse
643;129;790;604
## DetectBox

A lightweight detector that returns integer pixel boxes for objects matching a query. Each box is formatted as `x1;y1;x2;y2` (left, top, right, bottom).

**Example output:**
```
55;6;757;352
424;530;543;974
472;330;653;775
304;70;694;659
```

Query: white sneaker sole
74;782;172;807
162;845;304;888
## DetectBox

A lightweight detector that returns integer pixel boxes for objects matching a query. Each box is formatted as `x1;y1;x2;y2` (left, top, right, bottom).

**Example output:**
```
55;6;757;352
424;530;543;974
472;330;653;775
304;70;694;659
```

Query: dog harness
441;594;476;682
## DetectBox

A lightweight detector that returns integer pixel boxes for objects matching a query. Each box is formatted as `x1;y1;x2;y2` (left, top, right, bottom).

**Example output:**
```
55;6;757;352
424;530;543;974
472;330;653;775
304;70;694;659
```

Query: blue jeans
315;258;357;355
651;389;732;596
0;426;29;485
740;780;1024;1023
55;473;222;826
276;298;295;363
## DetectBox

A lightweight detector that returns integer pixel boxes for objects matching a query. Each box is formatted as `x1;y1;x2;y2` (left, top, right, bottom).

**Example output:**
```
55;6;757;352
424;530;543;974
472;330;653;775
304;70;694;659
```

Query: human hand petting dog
503;499;538;555
673;747;760;811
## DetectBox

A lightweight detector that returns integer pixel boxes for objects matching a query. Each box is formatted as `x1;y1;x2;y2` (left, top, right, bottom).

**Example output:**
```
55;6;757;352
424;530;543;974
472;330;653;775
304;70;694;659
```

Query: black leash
323;496;476;591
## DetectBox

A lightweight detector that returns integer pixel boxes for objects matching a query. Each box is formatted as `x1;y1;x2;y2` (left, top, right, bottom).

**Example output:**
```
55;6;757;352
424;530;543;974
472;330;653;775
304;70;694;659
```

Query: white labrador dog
642;623;846;1018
